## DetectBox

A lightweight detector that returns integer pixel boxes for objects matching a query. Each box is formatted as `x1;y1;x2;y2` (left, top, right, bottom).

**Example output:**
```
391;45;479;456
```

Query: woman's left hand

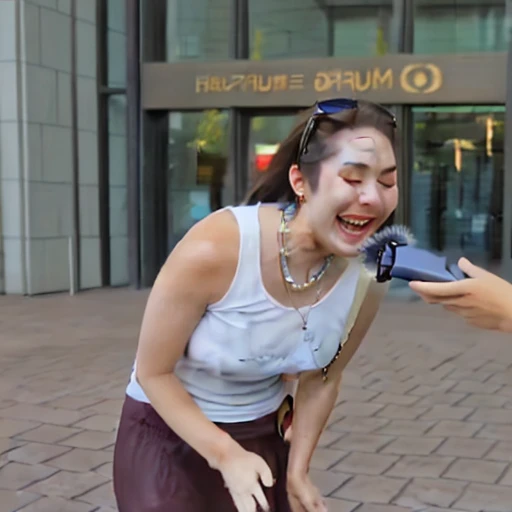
287;473;327;512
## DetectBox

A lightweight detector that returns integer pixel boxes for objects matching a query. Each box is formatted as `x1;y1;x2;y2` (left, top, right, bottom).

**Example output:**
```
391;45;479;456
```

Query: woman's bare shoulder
156;209;241;303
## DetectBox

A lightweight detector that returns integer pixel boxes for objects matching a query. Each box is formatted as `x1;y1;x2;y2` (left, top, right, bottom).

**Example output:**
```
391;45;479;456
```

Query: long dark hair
244;99;398;205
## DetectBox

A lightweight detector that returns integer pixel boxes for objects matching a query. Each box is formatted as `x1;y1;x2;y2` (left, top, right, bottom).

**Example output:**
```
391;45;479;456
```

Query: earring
297;192;306;206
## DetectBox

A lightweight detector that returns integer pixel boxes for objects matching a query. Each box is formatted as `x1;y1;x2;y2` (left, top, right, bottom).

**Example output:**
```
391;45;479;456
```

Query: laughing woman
113;99;399;512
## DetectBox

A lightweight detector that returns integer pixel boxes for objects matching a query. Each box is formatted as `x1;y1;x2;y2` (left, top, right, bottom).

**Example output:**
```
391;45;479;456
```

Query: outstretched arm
286;279;389;511
409;257;512;333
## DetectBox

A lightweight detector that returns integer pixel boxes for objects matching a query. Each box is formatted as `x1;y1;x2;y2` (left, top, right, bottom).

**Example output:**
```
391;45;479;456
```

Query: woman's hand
287;473;327;512
409;257;512;332
217;443;275;512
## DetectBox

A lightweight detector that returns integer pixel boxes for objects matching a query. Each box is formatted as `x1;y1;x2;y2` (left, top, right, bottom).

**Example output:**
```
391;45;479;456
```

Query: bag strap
321;265;375;381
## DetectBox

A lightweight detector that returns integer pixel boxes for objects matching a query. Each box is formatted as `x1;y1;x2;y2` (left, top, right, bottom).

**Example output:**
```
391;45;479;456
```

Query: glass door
167;110;230;251
246;112;299;192
411;106;505;269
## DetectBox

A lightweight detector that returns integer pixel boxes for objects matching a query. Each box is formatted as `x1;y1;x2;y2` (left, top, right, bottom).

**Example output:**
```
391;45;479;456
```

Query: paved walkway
1;288;512;511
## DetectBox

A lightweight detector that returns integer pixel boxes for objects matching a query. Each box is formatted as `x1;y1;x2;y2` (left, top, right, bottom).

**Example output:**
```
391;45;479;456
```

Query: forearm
286;282;385;478
139;372;238;469
286;371;341;478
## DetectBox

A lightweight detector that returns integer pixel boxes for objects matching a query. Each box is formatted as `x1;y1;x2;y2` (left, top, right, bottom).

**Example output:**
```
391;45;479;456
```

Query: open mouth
337;215;375;239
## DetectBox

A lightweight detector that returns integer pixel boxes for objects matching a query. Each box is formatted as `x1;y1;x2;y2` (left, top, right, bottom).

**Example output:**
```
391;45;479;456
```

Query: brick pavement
1;288;512;511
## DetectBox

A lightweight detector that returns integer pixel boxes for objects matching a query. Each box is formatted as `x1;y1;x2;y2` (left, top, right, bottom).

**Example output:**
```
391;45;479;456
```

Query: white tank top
126;203;364;422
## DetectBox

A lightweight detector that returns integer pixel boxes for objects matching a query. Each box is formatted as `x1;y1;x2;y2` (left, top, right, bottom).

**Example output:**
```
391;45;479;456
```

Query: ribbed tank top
126;203;364;422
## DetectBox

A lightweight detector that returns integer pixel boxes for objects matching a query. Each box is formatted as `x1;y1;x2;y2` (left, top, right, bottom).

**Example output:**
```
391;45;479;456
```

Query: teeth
340;217;371;227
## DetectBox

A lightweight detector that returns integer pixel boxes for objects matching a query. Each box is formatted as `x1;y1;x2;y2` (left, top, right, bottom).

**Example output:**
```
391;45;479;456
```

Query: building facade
0;0;127;295
0;0;511;294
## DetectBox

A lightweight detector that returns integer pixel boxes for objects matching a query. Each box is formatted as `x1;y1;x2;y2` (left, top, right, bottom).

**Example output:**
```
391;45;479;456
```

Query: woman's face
296;126;398;257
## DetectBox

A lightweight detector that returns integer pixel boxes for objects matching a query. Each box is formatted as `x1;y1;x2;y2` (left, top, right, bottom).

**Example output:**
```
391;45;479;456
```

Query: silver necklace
283;277;322;332
279;228;322;332
278;203;334;292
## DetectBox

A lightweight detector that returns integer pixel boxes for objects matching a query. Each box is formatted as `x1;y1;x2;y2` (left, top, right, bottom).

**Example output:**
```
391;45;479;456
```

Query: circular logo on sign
400;63;443;94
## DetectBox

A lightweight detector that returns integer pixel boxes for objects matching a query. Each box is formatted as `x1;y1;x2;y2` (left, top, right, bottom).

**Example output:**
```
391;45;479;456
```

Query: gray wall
0;0;101;295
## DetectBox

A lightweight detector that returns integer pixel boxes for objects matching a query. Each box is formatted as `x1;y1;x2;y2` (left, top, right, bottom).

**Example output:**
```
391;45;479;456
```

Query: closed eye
379;181;396;189
345;178;395;188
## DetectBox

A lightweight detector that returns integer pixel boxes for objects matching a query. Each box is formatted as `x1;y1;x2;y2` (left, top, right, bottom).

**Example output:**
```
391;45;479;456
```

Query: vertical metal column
501;0;512;278
70;0;81;293
126;0;141;288
140;0;169;287
228;0;250;205
391;0;413;226
96;0;110;286
326;7;334;57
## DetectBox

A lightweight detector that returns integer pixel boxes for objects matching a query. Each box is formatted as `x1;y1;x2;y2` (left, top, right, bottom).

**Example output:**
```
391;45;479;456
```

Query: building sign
194;63;443;96
143;53;506;109
400;63;443;94
196;74;306;93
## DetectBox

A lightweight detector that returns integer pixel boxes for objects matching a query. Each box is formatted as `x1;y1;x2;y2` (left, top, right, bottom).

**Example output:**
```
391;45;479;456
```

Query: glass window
414;1;508;54
168;111;229;250
108;95;129;285
333;3;394;57
248;114;297;188
107;0;126;87
166;0;231;61
249;0;394;60
249;0;328;59
411;106;505;268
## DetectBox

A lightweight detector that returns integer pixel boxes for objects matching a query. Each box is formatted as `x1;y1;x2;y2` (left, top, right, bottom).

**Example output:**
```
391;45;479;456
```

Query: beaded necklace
278;203;334;292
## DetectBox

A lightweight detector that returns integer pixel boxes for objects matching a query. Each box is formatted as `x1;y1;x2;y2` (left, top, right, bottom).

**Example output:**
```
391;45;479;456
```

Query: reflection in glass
168;111;229;250
249;1;327;59
248;115;297;189
249;0;394;59
107;0;126;87
411;106;505;267
414;1;507;54
108;95;128;285
166;0;231;61
333;3;393;57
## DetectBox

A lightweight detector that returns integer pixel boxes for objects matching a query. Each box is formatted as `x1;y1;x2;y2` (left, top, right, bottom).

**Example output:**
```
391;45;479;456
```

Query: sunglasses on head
296;98;397;164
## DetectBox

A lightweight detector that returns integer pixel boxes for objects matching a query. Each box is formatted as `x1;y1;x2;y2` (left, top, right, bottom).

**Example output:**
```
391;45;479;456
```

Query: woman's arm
135;211;273;512
136;212;237;466
286;279;389;511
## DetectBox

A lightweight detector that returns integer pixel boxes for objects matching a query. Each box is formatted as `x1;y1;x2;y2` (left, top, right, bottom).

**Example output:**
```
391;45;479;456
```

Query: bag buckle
276;395;294;440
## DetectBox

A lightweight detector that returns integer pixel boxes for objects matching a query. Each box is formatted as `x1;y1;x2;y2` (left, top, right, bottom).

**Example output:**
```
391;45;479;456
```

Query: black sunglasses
296;98;397;164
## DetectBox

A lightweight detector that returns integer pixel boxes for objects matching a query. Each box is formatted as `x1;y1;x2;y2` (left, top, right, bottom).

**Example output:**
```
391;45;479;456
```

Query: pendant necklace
282;270;322;333
278;202;328;334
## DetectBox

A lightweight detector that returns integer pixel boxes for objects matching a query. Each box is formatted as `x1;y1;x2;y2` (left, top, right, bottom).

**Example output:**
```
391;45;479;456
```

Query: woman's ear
288;164;306;197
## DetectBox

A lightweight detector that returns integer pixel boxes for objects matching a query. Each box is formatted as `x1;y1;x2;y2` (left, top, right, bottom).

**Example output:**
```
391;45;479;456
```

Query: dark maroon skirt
113;395;292;512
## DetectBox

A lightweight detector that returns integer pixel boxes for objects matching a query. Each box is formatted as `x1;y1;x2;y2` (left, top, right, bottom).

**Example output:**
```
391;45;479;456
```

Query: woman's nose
358;182;380;206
